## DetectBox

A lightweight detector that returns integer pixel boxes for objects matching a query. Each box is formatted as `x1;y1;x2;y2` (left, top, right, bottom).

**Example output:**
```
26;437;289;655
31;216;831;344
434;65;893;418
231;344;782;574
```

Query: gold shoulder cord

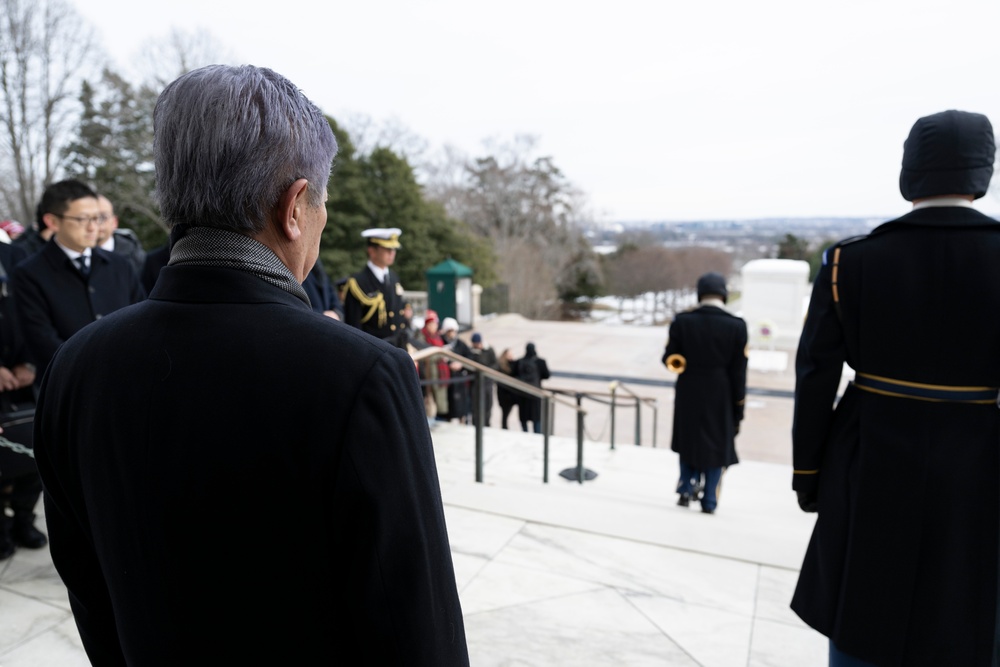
831;246;842;321
796;247;845;478
345;277;387;327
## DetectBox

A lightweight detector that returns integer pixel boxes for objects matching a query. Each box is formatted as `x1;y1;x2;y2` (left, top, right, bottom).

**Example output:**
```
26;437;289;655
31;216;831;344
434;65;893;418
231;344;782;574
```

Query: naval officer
342;227;407;348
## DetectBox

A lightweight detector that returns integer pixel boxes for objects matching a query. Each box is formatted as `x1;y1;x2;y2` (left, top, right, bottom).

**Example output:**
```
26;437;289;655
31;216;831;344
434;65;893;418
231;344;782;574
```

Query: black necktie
75;255;90;276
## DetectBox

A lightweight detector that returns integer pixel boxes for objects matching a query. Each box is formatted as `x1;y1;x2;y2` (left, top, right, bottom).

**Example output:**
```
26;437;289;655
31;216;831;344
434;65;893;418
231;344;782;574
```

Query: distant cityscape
588;217;883;268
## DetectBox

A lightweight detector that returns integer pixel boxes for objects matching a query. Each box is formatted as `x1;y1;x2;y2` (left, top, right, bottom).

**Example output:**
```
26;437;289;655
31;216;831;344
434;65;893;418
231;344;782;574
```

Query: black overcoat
12;240;144;376
302;258;345;319
34;264;469;666
0;242;29;369
663;305;747;469
792;206;1000;665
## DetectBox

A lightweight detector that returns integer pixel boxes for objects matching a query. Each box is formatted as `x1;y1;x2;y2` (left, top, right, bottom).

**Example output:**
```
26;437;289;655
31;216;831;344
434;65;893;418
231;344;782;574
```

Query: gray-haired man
35;65;468;665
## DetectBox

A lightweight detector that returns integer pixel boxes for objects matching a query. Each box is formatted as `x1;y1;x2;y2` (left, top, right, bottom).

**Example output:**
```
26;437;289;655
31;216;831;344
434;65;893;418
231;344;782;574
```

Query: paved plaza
0;315;830;665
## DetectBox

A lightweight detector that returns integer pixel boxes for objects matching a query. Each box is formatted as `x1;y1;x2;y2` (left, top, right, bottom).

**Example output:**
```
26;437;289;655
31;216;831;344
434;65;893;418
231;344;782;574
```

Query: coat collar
149;264;311;310
41;239;114;276
873;206;1000;233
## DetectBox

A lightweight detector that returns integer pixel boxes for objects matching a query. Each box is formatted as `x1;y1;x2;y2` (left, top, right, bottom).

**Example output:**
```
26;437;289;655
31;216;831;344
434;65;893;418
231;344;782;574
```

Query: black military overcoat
792;206;1000;665
663;305;747;469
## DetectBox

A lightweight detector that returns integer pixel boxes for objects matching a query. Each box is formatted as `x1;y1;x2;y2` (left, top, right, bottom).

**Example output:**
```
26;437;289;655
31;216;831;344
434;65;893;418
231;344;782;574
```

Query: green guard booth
426;258;474;330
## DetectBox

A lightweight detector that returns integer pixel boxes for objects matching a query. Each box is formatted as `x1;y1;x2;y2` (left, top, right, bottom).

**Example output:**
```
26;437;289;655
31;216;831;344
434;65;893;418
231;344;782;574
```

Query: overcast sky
76;0;1000;223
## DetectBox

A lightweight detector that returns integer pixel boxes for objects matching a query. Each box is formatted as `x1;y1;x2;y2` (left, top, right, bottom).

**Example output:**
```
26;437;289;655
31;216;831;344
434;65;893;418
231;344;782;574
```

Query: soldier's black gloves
797;491;818;513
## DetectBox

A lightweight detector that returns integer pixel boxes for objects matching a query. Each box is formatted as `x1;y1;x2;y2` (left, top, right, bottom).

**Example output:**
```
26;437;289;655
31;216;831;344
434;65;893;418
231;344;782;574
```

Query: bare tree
343;112;429;166
423;136;602;319
0;0;100;222
603;244;732;322
133;28;235;90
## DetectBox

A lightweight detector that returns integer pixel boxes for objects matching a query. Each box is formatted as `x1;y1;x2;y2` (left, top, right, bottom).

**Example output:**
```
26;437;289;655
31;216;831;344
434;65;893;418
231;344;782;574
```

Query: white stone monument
740;259;810;369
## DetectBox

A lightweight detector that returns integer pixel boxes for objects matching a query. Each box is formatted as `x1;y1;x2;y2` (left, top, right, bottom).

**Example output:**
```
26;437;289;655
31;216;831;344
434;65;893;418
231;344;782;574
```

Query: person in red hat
417;309;450;419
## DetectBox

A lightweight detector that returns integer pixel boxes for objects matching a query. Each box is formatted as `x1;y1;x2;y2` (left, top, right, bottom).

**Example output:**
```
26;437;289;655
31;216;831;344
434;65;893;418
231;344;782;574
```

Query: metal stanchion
559;392;597;483
652;400;658;448
609;381;618;450
475;371;484;483
576;393;585;484
542;396;550;483
634;396;642;447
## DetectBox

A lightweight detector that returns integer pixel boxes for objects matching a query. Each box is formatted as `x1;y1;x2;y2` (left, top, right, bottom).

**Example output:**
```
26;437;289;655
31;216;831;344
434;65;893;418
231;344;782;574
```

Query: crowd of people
0;180;146;560
411;313;550;433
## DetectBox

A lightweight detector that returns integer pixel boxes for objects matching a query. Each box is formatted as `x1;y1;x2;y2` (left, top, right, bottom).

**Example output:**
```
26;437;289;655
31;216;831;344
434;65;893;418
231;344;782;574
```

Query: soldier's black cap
696;272;728;303
900;110;995;201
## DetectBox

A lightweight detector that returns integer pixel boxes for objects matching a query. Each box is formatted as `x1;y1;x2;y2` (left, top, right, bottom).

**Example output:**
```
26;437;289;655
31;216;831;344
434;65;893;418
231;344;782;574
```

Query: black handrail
411;346;587;484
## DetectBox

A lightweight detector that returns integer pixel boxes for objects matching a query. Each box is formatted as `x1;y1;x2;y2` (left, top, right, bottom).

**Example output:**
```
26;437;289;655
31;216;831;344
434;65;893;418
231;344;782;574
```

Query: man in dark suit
792;110;1000;666
302;256;344;320
13;180;145;380
34;65;467;666
139;243;170;294
95;194;147;275
662;272;747;514
342;227;408;347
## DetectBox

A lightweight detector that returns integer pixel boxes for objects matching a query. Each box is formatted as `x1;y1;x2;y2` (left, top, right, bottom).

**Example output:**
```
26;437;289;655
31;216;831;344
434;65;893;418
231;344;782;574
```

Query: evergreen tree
776;233;810;261
62;69;165;248
322;119;495;291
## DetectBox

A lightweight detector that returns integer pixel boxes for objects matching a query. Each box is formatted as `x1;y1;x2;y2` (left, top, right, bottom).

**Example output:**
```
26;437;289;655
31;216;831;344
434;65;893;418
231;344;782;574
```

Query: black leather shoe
677;494;691;507
11;520;47;549
0;528;13;560
701;506;715;515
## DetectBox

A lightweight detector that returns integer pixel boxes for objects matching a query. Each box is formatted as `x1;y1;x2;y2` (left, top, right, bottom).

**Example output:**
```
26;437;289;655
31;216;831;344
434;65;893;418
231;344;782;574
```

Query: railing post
576;392;585;485
634;396;642;447
475;370;484;483
651;400;658;448
609;381;617;451
542;395;550;483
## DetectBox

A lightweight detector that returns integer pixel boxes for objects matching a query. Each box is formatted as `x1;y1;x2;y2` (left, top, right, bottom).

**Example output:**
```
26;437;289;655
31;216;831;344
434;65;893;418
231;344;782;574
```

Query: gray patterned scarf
168;226;310;306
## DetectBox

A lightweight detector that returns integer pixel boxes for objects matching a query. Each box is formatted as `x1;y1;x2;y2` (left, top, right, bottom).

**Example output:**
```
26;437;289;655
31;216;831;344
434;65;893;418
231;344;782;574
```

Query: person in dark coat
465;332;499;427
302;256;344;319
342;227;408;347
0;241;44;559
95;195;147;275
516;342;550;433
12;180;145;382
140;243;170;294
792;110;1000;666
441;317;472;423
34;64;468;666
662;272;747;514
11;211;53;258
497;348;519;429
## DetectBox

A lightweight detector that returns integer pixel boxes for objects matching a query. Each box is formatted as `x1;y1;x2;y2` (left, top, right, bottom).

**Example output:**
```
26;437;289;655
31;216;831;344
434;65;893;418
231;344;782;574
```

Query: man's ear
41;213;59;232
276;178;310;242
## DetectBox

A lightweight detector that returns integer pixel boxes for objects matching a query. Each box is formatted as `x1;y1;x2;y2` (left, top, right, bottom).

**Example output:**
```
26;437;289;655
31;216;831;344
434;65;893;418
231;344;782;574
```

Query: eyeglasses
56;214;104;226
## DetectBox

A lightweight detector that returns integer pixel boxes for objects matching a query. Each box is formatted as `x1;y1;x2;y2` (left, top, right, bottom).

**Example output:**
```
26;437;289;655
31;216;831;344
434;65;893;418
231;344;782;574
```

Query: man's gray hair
153;64;337;233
